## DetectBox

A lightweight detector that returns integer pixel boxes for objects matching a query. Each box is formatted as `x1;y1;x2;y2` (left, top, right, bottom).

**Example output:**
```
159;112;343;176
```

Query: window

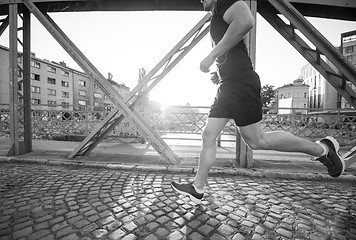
314;76;317;89
18;82;22;91
17;70;22;77
347;55;353;62
304;92;307;98
31;99;41;105
345;46;354;53
61;102;69;108
17;56;22;63
62;91;70;98
31;60;40;69
31;86;40;93
105;105;113;111
31;73;40;81
61;81;69;87
47;77;56;84
48;100;56;107
79;80;86;87
62;71;69;77
94;93;103;99
79;90;86;96
48;89;56;96
94;83;99;89
47;66;56;73
79;100;86;105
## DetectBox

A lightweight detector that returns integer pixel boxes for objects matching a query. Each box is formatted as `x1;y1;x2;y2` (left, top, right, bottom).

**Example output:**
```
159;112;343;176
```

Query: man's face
201;0;215;11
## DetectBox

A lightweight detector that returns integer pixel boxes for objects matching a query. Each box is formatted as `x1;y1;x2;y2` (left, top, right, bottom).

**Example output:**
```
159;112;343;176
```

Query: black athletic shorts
208;70;263;127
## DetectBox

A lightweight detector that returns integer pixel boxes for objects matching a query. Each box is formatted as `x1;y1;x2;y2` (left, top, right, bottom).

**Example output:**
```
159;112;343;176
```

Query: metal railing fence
1;104;355;148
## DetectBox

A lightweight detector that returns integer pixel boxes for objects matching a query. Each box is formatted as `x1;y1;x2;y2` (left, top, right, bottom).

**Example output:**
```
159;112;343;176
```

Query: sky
1;10;355;106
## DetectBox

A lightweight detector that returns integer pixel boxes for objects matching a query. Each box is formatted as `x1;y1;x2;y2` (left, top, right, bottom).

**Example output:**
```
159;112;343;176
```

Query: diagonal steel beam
344;146;356;169
268;0;356;88
23;0;180;164
0;15;8;36
259;0;356;108
68;13;211;158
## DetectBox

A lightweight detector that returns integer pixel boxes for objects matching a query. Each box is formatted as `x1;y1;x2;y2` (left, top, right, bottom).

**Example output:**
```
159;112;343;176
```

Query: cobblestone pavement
0;162;355;240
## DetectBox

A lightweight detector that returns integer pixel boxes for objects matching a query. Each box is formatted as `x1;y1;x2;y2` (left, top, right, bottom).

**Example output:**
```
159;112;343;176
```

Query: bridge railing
0;104;355;149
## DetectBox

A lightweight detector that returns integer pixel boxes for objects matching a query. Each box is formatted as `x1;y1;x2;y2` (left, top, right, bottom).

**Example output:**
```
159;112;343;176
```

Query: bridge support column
235;0;256;168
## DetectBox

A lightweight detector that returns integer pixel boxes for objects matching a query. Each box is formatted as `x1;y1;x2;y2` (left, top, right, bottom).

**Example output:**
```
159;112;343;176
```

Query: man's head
201;0;217;12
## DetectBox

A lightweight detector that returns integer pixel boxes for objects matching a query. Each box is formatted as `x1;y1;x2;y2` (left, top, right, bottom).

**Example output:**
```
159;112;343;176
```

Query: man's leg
238;121;323;156
171;117;229;203
238;121;345;177
194;117;230;190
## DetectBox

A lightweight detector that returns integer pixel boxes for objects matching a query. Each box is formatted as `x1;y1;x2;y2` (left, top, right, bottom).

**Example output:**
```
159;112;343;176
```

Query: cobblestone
0;162;355;239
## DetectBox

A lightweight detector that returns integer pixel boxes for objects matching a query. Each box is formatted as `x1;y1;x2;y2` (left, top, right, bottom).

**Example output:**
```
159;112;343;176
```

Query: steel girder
259;0;356;168
259;0;356;109
0;0;356;22
22;0;187;164
67;13;211;159
3;0;355;167
344;146;356;169
7;4;32;156
8;4;20;155
0;15;8;35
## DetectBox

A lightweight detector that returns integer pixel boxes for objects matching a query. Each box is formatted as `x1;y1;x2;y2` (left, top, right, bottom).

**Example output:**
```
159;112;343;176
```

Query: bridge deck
0;0;355;21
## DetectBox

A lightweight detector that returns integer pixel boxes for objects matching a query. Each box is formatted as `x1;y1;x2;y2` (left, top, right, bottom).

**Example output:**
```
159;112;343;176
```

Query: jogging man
171;0;345;204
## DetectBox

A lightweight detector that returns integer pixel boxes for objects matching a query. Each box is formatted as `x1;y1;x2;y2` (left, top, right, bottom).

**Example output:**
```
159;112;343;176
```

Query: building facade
0;45;130;111
275;78;309;114
340;30;356;109
300;59;339;109
300;30;356;110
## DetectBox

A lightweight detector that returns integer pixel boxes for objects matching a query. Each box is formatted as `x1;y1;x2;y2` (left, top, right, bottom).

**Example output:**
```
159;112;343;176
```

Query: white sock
316;141;329;157
192;184;204;194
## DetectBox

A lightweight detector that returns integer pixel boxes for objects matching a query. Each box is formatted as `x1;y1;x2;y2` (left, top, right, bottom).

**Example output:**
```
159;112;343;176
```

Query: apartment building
275;78;309;114
0;45;130;111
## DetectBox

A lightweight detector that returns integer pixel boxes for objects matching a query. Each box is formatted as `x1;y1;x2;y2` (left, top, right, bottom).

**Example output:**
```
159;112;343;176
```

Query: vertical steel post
8;4;20;156
235;0;256;168
245;0;257;68
23;8;32;153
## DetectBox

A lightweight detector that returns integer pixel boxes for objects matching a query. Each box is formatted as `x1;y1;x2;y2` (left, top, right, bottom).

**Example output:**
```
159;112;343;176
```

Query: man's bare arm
200;1;255;72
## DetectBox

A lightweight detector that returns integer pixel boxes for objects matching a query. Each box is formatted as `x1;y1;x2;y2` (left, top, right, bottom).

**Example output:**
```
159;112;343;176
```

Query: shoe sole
324;136;345;177
171;184;202;204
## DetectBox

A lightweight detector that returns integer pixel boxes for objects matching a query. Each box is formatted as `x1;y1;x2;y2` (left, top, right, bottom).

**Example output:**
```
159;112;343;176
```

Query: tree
261;84;275;108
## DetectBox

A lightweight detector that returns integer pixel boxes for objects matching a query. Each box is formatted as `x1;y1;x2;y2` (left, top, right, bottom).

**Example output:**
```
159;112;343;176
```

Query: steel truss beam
67;13;211;159
0;15;8;36
23;0;211;164
259;0;356;109
4;0;355;167
1;1;356;22
22;7;32;153
7;4;32;156
259;0;356;169
8;4;20;155
344;146;356;169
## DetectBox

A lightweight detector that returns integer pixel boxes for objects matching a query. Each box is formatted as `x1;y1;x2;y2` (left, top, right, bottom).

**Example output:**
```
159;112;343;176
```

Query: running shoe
316;136;345;177
171;181;203;204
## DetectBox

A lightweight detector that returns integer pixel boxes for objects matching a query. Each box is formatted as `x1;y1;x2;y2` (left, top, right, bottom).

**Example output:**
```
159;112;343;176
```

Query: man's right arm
200;1;255;73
